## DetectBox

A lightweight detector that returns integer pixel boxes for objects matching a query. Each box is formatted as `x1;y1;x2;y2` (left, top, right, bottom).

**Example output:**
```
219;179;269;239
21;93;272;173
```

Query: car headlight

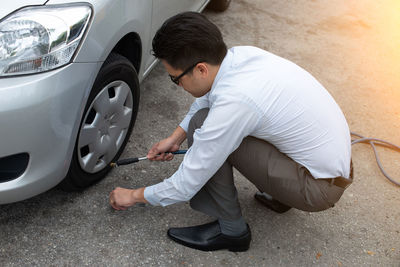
0;4;92;77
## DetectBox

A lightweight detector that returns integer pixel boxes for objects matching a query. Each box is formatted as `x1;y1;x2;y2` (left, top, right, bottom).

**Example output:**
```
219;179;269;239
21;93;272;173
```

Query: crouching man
109;12;352;252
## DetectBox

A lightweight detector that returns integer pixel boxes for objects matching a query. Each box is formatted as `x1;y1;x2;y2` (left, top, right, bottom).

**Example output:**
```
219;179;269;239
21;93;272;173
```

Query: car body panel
0;0;210;204
47;0;152;81
0;62;102;203
0;0;46;20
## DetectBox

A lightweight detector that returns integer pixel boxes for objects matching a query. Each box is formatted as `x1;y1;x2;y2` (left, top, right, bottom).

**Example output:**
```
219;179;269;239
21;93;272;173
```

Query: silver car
0;0;230;204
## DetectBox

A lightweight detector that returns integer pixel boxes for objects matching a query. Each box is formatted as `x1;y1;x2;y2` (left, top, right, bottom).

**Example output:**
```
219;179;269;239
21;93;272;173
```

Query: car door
142;0;209;76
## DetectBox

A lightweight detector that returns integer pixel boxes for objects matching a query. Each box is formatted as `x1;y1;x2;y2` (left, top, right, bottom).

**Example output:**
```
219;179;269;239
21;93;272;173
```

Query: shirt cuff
143;186;160;206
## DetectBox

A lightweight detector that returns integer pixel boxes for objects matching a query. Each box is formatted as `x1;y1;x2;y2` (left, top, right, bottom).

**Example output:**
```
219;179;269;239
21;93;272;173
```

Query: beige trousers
188;108;348;220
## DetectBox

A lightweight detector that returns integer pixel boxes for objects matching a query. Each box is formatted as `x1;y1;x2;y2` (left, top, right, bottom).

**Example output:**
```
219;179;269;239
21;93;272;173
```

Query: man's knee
187;108;209;146
189;108;209;130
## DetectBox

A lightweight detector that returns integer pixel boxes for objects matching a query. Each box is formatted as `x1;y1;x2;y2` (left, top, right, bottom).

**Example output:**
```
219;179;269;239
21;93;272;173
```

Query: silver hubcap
78;80;133;173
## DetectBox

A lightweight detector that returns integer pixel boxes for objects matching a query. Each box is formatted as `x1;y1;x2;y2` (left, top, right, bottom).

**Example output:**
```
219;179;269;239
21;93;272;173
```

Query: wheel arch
110;32;142;74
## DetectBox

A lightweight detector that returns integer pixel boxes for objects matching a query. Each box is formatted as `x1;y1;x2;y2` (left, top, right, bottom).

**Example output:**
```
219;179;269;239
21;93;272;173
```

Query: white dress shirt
144;46;351;206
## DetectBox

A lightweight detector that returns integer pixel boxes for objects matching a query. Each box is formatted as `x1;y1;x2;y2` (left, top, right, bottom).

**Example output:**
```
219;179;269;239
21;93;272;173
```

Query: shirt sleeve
144;95;261;206
179;93;210;132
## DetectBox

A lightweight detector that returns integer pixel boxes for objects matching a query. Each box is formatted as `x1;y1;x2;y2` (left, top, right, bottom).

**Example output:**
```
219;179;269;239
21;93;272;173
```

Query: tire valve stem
110;150;187;167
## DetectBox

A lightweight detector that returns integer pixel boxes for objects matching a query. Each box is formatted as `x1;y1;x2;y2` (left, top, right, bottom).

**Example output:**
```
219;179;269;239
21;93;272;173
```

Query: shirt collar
210;48;234;94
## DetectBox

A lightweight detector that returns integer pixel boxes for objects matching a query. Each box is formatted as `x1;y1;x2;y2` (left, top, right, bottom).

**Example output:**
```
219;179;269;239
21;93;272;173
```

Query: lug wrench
110;150;187;167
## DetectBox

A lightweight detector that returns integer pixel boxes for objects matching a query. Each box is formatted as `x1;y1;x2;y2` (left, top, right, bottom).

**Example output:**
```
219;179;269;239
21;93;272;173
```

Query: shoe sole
167;231;250;252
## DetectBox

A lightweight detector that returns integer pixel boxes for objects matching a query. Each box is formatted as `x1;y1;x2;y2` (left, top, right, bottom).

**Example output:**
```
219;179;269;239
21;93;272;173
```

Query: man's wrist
170;126;187;146
133;187;148;204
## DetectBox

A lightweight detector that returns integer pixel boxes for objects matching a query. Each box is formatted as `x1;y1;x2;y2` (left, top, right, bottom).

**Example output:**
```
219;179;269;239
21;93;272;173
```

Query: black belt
325;177;352;189
325;161;353;189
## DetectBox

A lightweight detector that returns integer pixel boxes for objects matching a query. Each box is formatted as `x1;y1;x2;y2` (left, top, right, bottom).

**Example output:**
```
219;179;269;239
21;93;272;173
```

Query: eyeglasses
169;62;201;85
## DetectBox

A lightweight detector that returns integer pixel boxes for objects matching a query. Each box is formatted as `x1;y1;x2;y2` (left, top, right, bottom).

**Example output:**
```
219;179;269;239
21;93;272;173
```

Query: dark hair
152;12;227;70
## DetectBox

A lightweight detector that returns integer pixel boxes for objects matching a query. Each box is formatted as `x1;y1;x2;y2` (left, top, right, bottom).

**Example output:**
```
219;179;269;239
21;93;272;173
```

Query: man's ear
196;63;209;77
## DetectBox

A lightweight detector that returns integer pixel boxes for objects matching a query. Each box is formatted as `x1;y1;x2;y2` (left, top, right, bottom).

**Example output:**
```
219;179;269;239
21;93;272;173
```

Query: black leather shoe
254;192;291;213
167;221;251;252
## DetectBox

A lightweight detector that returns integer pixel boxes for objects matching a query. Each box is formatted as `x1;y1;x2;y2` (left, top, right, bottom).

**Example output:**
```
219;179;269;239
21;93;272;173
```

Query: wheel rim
78;80;133;173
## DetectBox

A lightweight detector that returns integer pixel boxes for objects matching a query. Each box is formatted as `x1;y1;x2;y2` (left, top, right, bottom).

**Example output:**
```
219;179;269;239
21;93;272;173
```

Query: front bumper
0;62;101;204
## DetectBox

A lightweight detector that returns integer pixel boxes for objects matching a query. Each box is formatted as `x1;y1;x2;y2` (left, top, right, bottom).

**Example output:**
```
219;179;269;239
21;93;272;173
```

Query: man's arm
109;95;208;210
144;98;261;206
109;126;186;210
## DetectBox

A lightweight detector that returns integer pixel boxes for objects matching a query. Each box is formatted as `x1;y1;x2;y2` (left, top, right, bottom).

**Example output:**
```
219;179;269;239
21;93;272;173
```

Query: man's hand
147;126;187;161
109;187;147;210
147;137;180;161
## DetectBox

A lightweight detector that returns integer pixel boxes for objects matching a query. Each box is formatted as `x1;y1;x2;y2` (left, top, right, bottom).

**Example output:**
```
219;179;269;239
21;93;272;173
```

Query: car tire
59;53;140;191
207;0;231;12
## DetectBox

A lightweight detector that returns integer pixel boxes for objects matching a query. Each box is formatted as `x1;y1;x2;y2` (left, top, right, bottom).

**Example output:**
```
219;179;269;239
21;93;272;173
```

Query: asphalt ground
1;0;400;266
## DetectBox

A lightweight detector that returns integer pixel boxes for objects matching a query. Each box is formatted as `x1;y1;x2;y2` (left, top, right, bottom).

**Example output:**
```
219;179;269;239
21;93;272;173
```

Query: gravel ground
1;0;400;266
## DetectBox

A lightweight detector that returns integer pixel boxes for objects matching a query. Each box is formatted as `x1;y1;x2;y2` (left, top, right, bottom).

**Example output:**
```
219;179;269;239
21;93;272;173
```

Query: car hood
0;0;47;20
